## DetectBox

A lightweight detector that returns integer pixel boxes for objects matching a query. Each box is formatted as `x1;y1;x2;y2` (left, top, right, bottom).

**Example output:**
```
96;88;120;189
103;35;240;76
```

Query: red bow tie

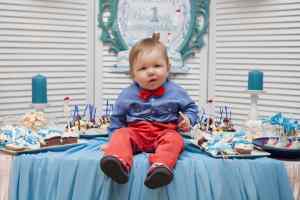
139;86;165;101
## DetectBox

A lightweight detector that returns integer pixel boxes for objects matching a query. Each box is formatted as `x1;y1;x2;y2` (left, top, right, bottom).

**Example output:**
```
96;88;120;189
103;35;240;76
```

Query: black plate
0;141;85;155
253;137;300;159
79;129;108;138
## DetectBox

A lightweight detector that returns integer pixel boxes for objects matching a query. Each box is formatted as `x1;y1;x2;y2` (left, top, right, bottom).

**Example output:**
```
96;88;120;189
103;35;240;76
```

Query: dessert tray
0;140;85;155
253;137;300;159
189;139;270;159
187;130;271;159
79;129;108;138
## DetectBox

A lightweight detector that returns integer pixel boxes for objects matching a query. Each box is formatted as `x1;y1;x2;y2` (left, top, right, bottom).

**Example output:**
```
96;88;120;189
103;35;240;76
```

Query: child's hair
129;33;169;74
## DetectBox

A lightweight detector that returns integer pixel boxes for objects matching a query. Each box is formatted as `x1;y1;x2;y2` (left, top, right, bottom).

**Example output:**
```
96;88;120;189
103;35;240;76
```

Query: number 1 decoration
98;0;210;73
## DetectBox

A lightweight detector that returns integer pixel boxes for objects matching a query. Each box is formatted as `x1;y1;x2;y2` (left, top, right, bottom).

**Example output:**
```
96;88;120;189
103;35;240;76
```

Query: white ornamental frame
98;0;210;73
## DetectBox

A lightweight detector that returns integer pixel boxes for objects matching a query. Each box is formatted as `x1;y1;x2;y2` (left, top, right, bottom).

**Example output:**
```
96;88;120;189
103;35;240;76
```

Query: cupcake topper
83;104;97;122
73;105;80;121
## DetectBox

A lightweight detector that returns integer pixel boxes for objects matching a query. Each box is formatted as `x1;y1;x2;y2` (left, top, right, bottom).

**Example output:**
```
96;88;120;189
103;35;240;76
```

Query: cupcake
234;143;253;154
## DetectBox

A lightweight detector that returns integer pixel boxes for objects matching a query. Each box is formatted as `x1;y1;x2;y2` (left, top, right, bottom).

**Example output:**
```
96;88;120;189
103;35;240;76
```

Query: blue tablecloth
9;137;293;200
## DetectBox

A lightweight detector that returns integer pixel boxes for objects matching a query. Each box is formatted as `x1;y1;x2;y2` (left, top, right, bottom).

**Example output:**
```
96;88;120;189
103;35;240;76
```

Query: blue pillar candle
32;74;48;104
248;70;263;91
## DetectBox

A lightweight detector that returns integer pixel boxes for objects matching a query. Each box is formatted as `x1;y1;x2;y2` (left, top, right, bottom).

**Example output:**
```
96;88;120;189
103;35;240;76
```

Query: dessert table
0;137;294;200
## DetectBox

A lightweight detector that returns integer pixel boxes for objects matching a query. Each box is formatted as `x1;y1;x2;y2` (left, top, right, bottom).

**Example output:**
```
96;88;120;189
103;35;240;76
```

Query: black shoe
144;165;173;189
100;156;128;184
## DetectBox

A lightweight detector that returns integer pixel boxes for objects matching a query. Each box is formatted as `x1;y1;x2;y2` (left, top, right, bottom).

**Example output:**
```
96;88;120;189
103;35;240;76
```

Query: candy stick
199;111;205;124
90;104;95;122
63;97;71;131
75;105;80;120
109;103;114;116
92;106;96;122
204;117;208;126
105;99;109;116
179;111;186;120
89;104;93;121
72;106;76;120
179;111;190;124
83;104;89;119
110;104;114;117
219;107;223;123
200;110;206;126
72;104;81;129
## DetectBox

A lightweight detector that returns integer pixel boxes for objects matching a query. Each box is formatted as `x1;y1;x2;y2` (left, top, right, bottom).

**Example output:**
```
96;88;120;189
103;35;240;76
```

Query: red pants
104;121;184;170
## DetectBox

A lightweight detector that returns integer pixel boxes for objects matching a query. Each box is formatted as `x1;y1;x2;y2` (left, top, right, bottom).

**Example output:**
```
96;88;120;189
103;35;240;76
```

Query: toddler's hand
178;112;191;132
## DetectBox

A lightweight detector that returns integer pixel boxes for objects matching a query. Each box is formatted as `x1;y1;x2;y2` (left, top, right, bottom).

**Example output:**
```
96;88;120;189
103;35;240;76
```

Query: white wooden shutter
0;0;94;124
209;0;300;126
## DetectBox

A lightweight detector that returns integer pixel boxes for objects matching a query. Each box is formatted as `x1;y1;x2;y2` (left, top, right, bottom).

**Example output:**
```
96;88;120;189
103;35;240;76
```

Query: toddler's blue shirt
107;80;199;136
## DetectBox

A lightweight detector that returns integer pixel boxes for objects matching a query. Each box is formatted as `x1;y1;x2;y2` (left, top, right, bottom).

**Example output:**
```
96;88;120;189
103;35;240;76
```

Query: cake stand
248;90;263;121
244;90;264;135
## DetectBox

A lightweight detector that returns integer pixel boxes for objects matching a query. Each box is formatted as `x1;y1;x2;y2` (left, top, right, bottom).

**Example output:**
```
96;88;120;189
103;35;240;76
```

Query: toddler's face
131;48;169;90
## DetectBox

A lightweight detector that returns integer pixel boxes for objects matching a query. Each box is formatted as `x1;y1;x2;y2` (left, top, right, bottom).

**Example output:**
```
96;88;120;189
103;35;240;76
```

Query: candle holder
248;90;264;121
244;90;264;135
32;103;47;112
244;70;265;135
